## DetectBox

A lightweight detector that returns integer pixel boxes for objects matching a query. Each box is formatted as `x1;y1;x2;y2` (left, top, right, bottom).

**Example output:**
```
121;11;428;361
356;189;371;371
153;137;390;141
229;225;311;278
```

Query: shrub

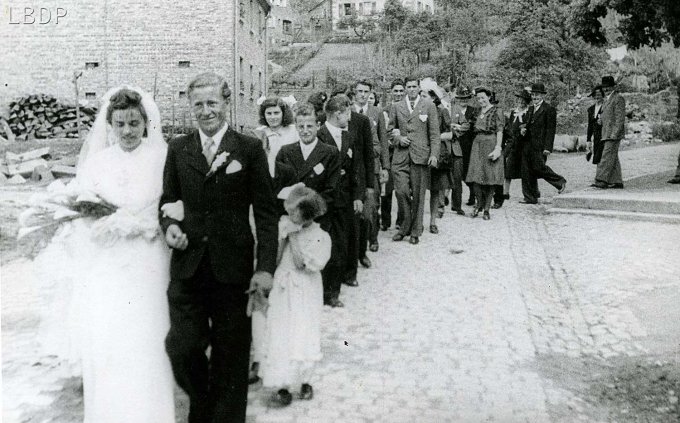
651;122;680;142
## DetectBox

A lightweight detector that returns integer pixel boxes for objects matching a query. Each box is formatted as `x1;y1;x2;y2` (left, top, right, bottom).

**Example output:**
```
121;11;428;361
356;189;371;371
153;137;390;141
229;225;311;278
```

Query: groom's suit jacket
317;125;361;208
160;128;279;285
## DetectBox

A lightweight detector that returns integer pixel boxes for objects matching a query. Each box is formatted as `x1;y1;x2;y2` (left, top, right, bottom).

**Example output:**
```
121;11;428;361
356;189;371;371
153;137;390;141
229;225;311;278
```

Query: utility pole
73;70;83;141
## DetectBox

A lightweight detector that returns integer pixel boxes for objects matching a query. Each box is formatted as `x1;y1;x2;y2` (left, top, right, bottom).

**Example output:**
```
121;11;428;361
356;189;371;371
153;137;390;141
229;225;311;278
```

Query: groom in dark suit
160;72;278;423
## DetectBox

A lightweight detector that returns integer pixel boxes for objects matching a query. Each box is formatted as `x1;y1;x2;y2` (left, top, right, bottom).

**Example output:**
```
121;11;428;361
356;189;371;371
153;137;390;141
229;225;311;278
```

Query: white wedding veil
77;85;166;168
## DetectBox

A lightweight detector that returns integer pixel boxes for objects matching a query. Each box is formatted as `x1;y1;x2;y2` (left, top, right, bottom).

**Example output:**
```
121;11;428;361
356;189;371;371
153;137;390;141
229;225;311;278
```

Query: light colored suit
596;91;626;185
387;96;441;238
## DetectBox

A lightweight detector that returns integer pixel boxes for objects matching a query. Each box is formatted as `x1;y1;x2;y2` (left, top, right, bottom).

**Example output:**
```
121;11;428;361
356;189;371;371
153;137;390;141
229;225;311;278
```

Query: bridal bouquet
17;180;118;255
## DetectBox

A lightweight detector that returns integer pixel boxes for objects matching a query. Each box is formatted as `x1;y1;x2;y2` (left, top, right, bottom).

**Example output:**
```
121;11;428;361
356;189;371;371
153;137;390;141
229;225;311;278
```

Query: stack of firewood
6;95;97;141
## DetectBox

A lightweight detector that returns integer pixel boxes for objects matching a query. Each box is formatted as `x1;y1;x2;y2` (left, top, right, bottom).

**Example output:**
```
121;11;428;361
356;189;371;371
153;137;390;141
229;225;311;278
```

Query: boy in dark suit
275;103;346;307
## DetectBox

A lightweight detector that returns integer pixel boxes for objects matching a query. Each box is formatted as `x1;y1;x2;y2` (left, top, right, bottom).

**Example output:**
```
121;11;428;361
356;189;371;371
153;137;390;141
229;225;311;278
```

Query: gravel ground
2;141;680;423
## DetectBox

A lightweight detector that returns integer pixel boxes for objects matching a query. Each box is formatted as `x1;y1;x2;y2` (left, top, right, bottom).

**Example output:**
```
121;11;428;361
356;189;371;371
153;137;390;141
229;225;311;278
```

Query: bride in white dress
37;86;175;422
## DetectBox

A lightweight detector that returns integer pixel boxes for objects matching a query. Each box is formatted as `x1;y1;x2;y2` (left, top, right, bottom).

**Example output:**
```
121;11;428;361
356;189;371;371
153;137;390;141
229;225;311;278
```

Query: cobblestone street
3;143;680;422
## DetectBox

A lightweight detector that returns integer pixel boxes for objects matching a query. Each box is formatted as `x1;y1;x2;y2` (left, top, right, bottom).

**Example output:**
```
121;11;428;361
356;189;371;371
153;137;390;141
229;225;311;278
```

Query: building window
239;0;245;20
249;64;254;97
85;92;97;99
259;71;263;97
179;91;187;98
178;61;191;68
282;20;292;34
340;3;352;16
85;62;99;69
239;57;245;93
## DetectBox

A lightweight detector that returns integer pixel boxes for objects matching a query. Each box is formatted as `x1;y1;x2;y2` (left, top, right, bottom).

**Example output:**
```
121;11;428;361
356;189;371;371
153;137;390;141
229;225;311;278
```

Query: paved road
3;143;680;422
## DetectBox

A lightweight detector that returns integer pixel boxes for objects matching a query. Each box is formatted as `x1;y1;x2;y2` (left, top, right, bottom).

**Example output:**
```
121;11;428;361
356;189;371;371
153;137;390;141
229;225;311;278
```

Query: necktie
202;137;215;164
410;100;415;111
359;108;364;115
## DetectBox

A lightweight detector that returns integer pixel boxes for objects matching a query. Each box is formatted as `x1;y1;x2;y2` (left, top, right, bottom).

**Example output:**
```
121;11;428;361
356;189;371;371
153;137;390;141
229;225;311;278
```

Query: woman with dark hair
465;86;505;220
586;85;605;164
252;96;298;177
368;91;379;107
38;86;175;422
307;91;328;125
421;89;453;233
494;89;532;208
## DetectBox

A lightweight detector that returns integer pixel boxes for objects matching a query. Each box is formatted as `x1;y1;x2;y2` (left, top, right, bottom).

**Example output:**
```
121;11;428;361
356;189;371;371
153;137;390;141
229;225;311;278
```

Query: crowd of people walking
33;71;627;422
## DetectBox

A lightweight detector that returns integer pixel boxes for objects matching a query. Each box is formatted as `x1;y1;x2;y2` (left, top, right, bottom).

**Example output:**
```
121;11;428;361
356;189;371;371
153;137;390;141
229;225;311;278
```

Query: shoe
248;362;260;385
519;199;538;204
590;181;608;189
392;233;405;242
492;202;503;209
395;224;401;231
429;225;438;234
359;256;372;268
299;384;314;400
472;208;480;218
558;180;567;194
343;277;358;287
380;224;389;231
437;210;444;218
269;389;293;407
607;183;624;189
452;209;465;216
324;298;344;307
466;198;475;206
409;236;419;245
369;243;379;252
668;177;680;184
482;211;490;220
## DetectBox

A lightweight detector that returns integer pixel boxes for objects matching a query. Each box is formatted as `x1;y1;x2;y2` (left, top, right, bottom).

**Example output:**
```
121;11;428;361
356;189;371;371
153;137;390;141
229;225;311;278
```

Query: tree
337;11;378;40
571;0;680;48
380;0;409;34
393;12;442;65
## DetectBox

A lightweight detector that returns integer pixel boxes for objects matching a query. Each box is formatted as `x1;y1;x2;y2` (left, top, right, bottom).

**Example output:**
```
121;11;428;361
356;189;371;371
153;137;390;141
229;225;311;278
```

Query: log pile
0;146;77;185
6;95;97;141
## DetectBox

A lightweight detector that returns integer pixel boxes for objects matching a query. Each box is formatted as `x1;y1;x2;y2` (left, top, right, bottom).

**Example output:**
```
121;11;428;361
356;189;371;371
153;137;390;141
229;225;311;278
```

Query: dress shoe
299;384;314;400
429;225;439;234
343;277;358;287
409;236;419;245
369;243;379;252
392;233;405;242
668;176;680;184
437;209;444;218
452;208;465;216
466;198;476;206
590;181;608;189
359;256;372;268
607;183;624;189
380;224;389;231
482;211;491;220
471;208;480;218
324;298;344;307
492;202;503;209
269;389;293;407
519;199;538;204
395;224;401;231
558;180;567;194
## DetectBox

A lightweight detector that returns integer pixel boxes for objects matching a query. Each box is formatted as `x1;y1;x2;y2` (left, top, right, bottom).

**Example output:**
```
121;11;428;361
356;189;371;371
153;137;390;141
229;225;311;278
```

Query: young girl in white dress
261;185;332;406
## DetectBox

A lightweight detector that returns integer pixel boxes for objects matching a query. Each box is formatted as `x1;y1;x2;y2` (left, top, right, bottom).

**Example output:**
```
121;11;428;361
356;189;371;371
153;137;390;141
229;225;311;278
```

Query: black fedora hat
514;89;532;102
530;82;547;94
601;76;616;87
454;86;473;99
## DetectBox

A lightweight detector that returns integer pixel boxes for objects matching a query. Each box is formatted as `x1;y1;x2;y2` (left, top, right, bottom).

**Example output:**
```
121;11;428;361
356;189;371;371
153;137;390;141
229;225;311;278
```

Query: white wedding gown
37;141;175;422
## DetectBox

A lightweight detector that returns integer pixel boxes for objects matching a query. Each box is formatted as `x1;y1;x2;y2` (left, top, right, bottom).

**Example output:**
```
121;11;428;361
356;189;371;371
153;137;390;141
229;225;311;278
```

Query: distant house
309;0;435;30
1;0;271;130
268;0;302;46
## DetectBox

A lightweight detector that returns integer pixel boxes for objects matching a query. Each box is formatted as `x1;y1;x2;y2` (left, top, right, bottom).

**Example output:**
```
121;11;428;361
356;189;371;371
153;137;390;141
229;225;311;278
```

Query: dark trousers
323;205;352;297
166;255;251;423
359;174;380;257
380;170;394;228
675;148;680;177
520;147;566;202
449;156;464;210
595;140;623;184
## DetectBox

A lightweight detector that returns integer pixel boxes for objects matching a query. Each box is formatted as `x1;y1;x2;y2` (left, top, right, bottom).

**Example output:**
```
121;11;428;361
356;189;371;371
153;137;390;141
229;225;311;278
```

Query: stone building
0;0;270;131
308;0;434;30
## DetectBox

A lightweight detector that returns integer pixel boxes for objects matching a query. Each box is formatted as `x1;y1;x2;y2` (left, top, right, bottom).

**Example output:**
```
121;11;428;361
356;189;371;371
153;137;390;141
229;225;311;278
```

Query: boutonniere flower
208;152;230;176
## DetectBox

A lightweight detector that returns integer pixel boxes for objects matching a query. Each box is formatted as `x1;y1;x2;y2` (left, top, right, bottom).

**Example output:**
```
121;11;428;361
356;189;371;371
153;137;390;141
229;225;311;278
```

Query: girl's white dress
37;141;175;423
261;217;331;388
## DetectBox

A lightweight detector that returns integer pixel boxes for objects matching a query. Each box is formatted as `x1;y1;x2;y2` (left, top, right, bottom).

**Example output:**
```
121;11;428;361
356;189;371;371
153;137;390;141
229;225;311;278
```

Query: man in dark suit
520;82;567;204
354;80;389;262
586;85;605;165
592;76;626;189
329;85;372;286
451;86;478;210
388;76;440;245
160;73;278;423
381;79;406;230
275;102;344;306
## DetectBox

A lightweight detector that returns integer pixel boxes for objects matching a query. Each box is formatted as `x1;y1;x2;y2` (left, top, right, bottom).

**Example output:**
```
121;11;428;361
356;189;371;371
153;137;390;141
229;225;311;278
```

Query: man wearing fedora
592;76;626;189
451;86;479;208
520;82;567;203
